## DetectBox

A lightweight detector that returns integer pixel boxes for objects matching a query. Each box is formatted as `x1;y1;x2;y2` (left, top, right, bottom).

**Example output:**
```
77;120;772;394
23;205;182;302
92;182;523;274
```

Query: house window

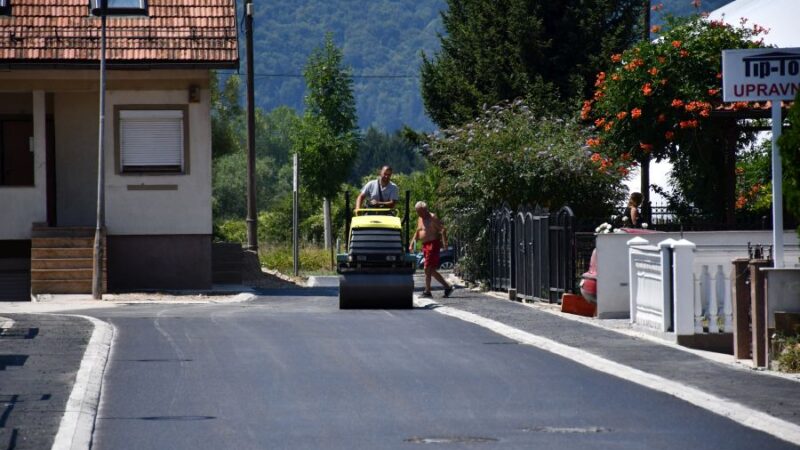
90;0;148;16
117;108;188;174
0;119;34;186
0;0;10;15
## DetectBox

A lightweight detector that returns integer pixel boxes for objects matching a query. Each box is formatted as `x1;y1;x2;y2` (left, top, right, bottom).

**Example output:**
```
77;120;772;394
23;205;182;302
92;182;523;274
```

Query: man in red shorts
409;201;454;298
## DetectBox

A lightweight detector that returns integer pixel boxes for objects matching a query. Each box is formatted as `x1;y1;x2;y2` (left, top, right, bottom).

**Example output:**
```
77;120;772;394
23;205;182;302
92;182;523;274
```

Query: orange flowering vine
631;108;642;119
642;83;654;96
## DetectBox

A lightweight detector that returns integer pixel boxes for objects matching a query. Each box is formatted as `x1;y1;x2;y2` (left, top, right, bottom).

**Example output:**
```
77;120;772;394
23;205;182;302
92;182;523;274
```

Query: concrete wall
0;92;47;239
596;230;800;319
105;88;212;235
54;92;98;226
0;70;211;236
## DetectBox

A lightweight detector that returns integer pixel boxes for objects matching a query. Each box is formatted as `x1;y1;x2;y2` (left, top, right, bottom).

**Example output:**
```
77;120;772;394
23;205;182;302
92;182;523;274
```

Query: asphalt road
73;288;796;450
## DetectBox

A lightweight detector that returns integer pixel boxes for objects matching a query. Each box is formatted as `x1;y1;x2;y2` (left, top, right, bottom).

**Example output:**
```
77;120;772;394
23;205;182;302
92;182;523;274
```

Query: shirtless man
409;201;454;298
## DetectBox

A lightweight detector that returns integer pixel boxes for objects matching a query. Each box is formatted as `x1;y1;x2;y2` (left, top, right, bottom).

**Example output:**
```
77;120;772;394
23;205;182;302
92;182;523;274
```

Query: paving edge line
414;296;800;447
51;315;115;450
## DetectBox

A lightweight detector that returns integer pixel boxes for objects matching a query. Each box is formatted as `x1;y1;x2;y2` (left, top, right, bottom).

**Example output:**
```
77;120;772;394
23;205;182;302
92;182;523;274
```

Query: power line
217;69;418;79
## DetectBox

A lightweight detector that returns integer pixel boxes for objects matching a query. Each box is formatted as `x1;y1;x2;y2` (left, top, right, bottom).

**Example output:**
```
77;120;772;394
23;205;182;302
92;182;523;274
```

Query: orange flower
649;67;659;76
708;88;720;96
671;99;684;108
621;152;632;161
642;83;653;96
611;53;622;63
594;90;605;100
617;166;630;176
716;72;723;79
660;78;668;86
611;73;621;81
672;40;682;48
699;109;710;118
604;121;614;132
680;50;689;58
594;118;606;128
631;108;642;119
617;111;628;120
658;56;666;64
651;25;661;33
733;101;749;110
679;120;699;129
595;71;606;87
591;152;602;162
581;100;593;120
736;196;747;209
657;113;666;123
639;142;654;153
665;131;675;141
586;138;601;148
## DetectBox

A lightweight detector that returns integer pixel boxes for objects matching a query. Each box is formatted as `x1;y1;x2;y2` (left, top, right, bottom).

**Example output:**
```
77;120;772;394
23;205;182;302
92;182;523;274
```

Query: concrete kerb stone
50;314;115;450
0;316;14;329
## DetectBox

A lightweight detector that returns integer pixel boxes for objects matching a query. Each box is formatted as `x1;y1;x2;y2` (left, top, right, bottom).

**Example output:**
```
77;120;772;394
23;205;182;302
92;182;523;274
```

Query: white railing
628;236;800;336
628;237;672;332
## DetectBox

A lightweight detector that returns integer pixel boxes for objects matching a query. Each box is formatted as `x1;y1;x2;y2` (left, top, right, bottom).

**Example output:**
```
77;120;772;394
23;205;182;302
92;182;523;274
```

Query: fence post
671;239;696;336
731;258;751;360
749;259;771;368
658;238;677;332
627;236;649;324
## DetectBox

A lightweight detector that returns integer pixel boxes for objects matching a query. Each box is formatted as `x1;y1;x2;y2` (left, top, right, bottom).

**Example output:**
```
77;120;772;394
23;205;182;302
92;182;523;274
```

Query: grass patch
260;244;336;276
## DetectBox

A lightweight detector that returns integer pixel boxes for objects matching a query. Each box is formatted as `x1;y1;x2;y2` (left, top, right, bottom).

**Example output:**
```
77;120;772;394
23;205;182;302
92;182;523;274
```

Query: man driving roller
355;165;399;211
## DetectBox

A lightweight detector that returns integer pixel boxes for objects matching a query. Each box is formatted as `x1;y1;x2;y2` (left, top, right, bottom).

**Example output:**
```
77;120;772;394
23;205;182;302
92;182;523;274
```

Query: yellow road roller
336;191;416;309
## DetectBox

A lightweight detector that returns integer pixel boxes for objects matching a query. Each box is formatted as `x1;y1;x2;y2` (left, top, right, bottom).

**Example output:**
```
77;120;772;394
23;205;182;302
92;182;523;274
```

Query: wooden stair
31;226;106;295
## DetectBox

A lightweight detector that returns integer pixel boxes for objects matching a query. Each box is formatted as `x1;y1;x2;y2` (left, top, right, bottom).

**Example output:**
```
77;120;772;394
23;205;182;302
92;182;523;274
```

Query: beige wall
54;92;98;226
0;92;46;239
0;69;212;238
105;88;212;235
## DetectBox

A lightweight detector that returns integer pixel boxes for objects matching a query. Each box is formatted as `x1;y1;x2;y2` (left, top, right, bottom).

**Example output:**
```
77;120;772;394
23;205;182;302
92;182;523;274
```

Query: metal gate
489;205;514;291
491;204;576;303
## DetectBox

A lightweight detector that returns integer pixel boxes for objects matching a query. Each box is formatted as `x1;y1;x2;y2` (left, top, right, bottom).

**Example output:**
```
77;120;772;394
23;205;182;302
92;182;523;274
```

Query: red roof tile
0;0;238;67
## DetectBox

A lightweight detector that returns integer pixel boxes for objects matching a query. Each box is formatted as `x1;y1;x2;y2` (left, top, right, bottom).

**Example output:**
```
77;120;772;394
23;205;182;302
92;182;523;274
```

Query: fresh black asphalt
0;314;93;450
1;282;798;449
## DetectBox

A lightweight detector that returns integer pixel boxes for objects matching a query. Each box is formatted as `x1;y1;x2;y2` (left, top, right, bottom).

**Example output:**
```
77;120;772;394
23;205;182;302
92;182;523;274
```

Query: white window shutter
120;110;184;170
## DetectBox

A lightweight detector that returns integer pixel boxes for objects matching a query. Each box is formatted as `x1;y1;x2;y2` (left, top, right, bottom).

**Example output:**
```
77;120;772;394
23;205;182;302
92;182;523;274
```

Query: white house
0;0;238;298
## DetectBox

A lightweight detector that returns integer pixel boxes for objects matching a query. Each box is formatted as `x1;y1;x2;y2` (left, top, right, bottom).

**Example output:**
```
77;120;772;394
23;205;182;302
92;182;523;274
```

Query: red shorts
422;239;442;269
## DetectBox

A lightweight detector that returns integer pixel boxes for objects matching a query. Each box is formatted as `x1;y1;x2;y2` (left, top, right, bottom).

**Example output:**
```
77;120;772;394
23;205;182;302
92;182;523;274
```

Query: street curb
51;315;115;450
414;295;800;447
0;316;14;330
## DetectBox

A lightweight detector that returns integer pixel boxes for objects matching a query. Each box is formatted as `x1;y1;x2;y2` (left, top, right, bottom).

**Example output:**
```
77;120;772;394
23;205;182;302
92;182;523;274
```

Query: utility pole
245;0;258;251
92;0;108;300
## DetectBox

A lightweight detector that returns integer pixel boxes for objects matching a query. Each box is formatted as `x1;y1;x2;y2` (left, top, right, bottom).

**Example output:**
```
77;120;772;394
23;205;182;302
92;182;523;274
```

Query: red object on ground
561;293;597;317
579;249;598;303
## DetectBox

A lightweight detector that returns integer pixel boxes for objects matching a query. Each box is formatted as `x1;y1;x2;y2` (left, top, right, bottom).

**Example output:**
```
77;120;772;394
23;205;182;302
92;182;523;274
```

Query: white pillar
658;238;677;332
627;236;649;324
671;239;696;336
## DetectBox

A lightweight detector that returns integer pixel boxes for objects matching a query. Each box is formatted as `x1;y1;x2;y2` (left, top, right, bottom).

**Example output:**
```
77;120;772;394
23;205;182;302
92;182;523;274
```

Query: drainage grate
404;436;498;444
523;426;611;434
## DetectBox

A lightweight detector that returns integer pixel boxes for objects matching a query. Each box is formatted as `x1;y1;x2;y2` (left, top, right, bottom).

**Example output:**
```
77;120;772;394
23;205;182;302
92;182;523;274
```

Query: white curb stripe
415;297;800;446
51;315;115;450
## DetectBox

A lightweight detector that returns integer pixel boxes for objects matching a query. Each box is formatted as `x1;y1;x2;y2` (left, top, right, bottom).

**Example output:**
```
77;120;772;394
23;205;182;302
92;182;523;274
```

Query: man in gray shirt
356;165;399;211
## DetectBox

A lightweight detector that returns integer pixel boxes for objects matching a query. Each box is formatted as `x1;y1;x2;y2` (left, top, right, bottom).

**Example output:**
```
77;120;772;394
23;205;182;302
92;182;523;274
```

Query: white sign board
722;48;800;101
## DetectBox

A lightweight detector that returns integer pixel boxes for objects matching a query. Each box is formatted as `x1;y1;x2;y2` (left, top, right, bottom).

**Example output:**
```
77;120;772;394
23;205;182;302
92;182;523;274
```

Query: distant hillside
242;0;734;132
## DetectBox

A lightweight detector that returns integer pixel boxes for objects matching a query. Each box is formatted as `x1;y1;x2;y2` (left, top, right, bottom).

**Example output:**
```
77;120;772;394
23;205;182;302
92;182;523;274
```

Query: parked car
415;246;455;270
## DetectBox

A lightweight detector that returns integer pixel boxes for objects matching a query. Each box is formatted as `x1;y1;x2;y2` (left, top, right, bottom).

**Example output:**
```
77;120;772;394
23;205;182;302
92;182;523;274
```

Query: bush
774;333;800;373
425;98;626;282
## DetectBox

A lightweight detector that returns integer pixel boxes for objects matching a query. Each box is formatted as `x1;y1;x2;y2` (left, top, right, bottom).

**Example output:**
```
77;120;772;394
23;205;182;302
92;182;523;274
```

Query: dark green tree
420;0;645;128
351;127;426;183
779;91;800;235
294;33;359;249
210;72;244;159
